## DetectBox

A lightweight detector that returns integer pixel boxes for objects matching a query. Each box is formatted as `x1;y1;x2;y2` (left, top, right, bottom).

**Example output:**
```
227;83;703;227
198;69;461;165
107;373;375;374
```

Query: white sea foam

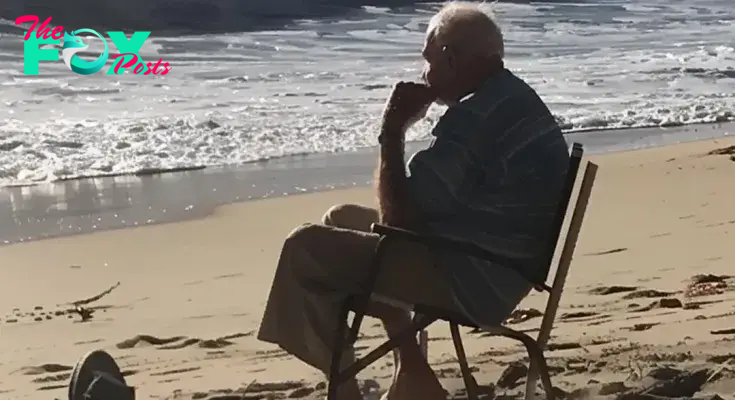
0;0;734;186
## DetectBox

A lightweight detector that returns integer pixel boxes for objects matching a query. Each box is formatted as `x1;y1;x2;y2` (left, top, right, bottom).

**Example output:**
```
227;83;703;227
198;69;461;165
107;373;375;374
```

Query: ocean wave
1;0;628;34
0;0;733;186
1;0;416;34
646;66;735;80
1;106;732;187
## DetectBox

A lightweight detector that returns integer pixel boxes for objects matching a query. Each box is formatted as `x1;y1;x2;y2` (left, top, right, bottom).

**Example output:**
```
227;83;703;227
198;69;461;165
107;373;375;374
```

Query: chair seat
368;293;479;328
413;304;478;329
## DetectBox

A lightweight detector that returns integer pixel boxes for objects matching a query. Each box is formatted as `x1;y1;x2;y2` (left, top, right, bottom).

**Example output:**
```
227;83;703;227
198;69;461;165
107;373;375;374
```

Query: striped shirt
406;69;569;326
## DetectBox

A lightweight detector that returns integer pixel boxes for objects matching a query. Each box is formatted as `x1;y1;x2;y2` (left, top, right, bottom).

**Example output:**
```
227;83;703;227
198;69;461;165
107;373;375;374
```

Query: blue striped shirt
406;69;569;326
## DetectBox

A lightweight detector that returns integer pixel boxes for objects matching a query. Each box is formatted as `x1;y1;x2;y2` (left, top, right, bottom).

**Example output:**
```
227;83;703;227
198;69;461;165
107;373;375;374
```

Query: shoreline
1;135;734;399
0;121;733;246
2;120;732;190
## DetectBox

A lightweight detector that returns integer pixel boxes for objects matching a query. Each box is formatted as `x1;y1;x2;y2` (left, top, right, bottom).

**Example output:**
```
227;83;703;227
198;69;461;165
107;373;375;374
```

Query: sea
0;0;733;187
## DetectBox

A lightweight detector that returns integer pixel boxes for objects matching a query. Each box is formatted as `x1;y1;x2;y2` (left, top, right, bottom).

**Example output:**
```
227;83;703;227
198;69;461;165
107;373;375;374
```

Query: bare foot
382;370;446;400
332;378;363;400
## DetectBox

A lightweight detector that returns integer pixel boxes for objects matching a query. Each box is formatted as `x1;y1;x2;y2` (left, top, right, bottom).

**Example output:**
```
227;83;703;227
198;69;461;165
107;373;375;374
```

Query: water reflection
0;122;731;245
0;175;206;244
0;148;380;245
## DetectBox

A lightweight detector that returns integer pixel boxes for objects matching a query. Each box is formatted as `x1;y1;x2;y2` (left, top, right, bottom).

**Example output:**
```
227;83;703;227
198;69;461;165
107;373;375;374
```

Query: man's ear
442;45;456;70
446;47;463;82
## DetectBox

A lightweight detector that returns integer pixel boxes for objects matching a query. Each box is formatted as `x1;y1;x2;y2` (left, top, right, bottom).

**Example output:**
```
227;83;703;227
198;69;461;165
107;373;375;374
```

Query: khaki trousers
257;204;457;373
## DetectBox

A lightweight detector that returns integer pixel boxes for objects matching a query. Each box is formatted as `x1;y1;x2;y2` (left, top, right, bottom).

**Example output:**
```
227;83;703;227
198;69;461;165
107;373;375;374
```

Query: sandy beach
1;137;735;399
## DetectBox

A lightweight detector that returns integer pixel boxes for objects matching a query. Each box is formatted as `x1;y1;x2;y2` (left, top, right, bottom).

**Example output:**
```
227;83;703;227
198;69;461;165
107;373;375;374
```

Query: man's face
421;30;457;105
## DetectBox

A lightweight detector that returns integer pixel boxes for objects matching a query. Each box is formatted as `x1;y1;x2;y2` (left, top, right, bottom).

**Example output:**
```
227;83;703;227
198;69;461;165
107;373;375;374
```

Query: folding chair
327;142;598;400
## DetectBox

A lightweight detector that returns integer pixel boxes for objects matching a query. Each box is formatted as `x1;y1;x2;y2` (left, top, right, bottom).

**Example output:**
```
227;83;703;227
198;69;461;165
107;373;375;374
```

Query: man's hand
376;82;433;226
382;81;436;135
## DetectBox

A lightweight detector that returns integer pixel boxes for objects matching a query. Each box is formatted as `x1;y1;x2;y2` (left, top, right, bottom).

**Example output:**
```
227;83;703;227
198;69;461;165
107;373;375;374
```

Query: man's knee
321;204;378;230
281;221;377;288
284;222;320;250
321;204;352;226
280;223;323;280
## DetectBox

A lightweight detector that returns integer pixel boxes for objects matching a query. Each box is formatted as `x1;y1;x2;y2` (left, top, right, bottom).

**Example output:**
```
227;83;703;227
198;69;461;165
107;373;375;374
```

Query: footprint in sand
584;247;628;256
116;335;187;349
116;332;252;350
18;364;73;375
624;322;661;332
630;298;683;313
31;372;71;384
708;353;735;363
213;272;245;280
160;337;235;350
18;364;74;392
150;366;201;377
650;232;672;238
559;311;600;321
435;367;463;379
546;342;583;351
2;304;110;325
74;338;104;346
588;285;638;295
122;369;138;377
701;220;735;228
36;384;67;391
685;273;731;297
621;289;677;300
251;348;291;361
188;381;317;399
683;299;724;310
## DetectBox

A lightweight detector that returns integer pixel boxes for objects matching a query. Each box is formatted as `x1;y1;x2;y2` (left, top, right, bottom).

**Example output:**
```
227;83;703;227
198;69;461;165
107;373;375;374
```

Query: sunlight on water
0;0;733;185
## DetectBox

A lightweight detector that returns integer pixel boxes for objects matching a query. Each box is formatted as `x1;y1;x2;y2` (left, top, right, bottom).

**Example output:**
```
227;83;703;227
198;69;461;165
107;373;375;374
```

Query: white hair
428;1;504;59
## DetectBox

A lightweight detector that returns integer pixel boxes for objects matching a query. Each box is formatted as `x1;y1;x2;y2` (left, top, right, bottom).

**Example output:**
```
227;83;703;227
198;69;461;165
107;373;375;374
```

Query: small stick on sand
60;281;121;322
69;281;121;306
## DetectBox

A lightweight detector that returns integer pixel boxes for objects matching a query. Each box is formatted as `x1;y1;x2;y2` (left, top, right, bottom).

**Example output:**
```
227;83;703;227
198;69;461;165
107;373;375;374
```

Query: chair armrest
370;223;550;291
371;223;522;267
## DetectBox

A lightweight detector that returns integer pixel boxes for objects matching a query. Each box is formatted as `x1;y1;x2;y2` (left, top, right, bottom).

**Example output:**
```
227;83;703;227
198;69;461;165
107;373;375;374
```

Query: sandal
68;350;135;400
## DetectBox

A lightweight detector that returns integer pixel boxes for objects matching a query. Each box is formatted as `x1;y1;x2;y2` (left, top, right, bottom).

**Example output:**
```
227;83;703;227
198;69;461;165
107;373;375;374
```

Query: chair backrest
523;159;598;398
531;142;584;290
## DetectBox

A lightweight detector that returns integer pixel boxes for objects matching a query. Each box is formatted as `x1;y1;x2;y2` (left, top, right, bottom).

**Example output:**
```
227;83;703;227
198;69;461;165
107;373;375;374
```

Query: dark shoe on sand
68;350;135;400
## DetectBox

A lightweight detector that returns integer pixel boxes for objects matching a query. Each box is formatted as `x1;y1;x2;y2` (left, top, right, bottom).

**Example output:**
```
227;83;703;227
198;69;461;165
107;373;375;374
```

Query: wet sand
0;122;732;245
1;129;735;399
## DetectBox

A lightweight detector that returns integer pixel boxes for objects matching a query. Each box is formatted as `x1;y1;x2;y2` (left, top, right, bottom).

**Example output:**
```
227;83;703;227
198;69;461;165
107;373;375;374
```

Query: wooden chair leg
449;323;478;400
327;300;353;400
521;343;555;400
418;329;428;359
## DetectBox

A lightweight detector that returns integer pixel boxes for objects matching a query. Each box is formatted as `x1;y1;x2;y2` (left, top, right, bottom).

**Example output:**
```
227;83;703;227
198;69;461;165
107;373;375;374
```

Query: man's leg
258;204;454;399
322;204;452;400
257;221;368;400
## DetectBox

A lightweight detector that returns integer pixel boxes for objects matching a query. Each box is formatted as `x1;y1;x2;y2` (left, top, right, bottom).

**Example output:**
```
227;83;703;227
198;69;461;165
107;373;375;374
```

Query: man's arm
377;104;489;229
376;122;422;227
374;80;449;227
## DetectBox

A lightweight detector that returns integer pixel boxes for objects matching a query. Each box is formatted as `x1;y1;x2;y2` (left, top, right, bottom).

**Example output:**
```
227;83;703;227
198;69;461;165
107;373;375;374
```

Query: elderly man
258;2;569;399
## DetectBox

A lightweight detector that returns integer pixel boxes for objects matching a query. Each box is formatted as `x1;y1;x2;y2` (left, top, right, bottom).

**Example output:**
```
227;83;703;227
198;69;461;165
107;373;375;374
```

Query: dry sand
1;138;735;399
